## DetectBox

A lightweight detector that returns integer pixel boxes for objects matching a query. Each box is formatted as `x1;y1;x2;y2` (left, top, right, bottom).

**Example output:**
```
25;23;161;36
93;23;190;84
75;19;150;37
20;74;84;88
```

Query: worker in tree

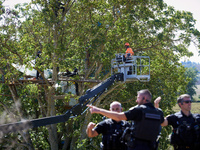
36;50;42;79
125;43;134;58
64;68;78;77
124;43;134;74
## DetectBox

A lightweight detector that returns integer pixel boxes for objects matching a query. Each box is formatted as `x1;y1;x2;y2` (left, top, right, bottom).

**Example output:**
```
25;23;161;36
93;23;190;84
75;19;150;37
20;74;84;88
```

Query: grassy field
173;102;200;113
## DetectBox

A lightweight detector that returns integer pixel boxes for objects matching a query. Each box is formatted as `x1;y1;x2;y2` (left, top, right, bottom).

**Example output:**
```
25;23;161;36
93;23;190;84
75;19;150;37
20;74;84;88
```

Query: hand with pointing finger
87;105;101;114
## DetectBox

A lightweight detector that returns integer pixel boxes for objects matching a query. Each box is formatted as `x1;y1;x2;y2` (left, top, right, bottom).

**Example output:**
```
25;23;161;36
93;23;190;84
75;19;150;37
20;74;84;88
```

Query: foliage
182;61;200;72
182;61;200;85
0;0;200;150
181;61;200;99
184;67;198;100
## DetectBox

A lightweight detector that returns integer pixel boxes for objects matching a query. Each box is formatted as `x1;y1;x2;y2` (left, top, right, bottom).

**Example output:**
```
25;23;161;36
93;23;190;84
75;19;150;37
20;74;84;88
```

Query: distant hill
181;61;200;85
181;61;200;73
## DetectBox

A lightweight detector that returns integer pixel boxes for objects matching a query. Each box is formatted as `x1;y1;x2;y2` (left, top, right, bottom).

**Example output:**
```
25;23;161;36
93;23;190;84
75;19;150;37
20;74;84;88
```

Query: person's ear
178;103;181;108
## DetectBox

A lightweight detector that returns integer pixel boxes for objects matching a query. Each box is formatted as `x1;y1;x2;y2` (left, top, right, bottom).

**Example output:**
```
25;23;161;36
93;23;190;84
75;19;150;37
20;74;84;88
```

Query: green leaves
1;0;200;149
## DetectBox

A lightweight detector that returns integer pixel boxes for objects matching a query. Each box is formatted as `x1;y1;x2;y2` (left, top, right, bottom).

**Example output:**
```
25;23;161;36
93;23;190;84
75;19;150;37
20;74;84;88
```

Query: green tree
185;67;198;100
0;0;200;149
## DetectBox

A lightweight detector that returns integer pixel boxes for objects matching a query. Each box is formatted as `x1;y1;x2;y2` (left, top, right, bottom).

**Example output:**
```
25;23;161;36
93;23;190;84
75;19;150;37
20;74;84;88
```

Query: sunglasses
183;100;192;104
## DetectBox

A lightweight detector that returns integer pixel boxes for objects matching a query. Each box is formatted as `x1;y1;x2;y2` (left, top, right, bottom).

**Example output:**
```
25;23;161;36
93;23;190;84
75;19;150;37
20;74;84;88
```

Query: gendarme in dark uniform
86;101;130;150
167;111;200;150
94;118;130;150
124;103;164;150
160;94;200;150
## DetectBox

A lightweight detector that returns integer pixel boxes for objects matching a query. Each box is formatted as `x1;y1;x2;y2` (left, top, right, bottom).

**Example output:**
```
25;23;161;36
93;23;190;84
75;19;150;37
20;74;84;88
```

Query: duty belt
174;144;192;149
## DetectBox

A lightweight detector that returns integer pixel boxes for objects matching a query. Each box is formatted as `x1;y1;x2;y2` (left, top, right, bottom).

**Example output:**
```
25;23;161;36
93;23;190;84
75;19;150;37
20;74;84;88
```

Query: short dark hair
177;94;191;103
137;89;152;101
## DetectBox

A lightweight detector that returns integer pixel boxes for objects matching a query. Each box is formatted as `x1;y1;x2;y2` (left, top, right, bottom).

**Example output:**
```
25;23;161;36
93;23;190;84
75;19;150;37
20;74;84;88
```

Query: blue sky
3;0;200;63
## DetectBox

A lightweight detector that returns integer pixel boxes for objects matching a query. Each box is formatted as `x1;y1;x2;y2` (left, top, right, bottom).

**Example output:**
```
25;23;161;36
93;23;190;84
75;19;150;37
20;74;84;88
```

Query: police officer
158;94;200;150
86;101;130;150
87;89;164;150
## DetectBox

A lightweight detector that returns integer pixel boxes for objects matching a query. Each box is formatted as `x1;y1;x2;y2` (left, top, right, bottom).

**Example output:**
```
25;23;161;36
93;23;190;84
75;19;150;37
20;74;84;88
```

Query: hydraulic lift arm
0;54;150;134
0;73;124;134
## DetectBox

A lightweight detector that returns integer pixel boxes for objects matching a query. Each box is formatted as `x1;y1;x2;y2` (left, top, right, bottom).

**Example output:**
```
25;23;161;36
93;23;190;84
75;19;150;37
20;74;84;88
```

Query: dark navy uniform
124;103;164;150
94;118;130;150
167;111;200;150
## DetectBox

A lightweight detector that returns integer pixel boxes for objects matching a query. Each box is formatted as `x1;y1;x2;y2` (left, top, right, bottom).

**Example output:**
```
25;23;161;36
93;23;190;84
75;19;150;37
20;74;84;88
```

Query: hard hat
125;43;130;46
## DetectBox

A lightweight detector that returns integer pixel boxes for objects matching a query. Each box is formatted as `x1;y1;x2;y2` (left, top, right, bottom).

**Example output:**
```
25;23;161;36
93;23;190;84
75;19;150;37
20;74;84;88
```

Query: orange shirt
126;48;134;56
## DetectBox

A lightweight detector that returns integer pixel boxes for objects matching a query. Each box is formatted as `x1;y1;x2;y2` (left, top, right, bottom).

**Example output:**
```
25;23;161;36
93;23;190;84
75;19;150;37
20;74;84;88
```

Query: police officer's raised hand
154;96;161;108
87;105;101;114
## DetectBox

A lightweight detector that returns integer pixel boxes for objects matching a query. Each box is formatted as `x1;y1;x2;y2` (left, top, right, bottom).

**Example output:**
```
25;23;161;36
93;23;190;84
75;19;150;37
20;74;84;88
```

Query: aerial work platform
111;53;150;82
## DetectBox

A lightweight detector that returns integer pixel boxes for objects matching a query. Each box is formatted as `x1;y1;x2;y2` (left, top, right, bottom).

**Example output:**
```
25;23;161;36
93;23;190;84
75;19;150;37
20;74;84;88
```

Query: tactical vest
101;119;129;150
170;112;200;148
134;105;162;141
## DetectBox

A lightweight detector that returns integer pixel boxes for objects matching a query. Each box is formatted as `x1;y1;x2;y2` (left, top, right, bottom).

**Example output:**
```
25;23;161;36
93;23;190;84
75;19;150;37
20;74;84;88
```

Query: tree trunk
46;85;58;149
8;85;34;149
45;61;59;150
62;120;73;150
